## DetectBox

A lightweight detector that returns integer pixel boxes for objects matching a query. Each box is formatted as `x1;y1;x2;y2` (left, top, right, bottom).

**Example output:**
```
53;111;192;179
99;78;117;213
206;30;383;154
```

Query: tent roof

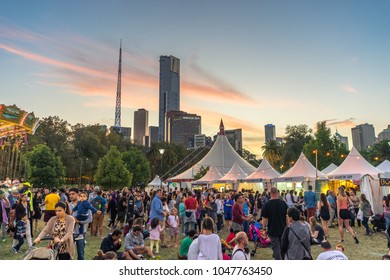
321;163;338;175
169;120;256;181
377;160;390;172
243;157;281;181
217;162;248;182
327;146;382;180
192;165;222;184
148;175;162;187
274;152;327;182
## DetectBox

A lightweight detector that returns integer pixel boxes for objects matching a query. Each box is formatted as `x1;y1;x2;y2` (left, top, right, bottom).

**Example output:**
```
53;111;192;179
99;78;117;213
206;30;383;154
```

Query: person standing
42;188;60;224
223;194;233;231
184;192;198;234
0;191;10;242
350;190;361;227
34;202;76;260
91;190;107;239
360;194;374;236
337;186;359;244
69;187;92;260
149;189;167;247
281;207;311;260
327;191;337;227
262;187;288;260
32;191;43;233
232;194;251;232
304;185;317;222
15;193;33;248
318;193;330;238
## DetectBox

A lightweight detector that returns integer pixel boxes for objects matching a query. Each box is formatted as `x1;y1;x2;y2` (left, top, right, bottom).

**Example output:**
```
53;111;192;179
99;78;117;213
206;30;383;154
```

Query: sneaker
74;234;84;241
12;247;18;254
2;238;5;242
137;254;145;260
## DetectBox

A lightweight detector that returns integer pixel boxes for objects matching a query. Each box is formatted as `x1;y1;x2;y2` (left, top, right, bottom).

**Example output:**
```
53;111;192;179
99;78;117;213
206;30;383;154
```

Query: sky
1;0;390;157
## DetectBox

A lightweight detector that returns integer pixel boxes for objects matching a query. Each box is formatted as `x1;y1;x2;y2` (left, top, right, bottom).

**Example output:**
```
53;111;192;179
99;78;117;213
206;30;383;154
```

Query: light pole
159;148;165;189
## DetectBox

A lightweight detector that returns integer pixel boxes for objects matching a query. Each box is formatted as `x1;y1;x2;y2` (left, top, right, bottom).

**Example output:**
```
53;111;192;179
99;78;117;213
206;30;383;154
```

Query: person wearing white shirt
231;231;250;260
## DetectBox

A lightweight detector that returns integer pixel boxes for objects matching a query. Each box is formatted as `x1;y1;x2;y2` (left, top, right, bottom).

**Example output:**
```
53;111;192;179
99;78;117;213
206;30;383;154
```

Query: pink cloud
341;85;358;94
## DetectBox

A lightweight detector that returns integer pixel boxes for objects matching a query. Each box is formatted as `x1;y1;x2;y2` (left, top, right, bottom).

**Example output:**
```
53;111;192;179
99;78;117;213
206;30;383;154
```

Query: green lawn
1;217;388;260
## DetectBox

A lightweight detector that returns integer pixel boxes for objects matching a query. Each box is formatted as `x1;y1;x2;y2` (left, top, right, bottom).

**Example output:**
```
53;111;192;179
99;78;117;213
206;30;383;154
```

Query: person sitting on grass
178;229;197;259
72;191;101;240
316;241;348;260
100;229;137;260
124;225;156;260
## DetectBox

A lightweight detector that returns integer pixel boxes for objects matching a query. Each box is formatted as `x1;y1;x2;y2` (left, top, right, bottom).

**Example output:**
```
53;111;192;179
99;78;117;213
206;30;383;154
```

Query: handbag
289;227;313;260
356;209;363;220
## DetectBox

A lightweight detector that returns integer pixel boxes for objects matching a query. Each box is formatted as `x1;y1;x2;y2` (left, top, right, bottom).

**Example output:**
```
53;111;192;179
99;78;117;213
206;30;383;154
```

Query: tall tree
122;147;151;187
28;144;65;189
261;140;282;168
95;146;131;190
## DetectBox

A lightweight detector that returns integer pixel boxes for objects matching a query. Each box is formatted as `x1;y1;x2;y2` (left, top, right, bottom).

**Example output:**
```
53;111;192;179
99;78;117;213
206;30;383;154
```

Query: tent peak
219;119;225;135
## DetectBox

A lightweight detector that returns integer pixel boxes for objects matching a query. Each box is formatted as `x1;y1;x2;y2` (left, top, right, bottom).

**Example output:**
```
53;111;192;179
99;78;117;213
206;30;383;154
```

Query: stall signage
380;178;390;186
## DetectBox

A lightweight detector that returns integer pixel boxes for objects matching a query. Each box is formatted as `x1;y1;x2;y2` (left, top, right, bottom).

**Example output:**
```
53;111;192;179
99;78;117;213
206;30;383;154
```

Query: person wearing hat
317;241;348;260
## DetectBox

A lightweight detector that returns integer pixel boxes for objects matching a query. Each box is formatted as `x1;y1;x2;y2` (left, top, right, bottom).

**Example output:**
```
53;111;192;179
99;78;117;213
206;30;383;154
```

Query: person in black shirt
261;187;288;260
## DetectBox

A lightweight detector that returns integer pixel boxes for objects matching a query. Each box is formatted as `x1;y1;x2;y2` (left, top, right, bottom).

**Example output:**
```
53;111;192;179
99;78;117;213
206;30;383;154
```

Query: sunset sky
1;1;390;157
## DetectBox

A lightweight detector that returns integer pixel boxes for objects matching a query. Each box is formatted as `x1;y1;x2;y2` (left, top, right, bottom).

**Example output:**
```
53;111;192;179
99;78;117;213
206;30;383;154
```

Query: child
12;213;27;253
259;229;271;247
72;191;101;240
149;217;164;254
167;208;179;247
8;204;17;237
225;228;237;248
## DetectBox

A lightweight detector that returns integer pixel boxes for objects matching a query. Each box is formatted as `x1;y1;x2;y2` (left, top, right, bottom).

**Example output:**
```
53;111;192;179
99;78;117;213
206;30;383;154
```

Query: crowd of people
1;176;390;261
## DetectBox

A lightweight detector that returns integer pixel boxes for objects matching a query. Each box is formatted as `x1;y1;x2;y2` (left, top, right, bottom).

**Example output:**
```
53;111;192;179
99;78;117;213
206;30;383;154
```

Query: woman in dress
34;201;75;260
337;186;359;243
317;193;330;238
32;191;43;232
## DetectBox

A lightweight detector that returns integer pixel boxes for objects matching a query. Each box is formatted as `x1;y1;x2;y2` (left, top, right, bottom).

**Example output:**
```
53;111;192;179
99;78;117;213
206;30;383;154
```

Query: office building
158;55;180;142
194;134;206;149
166;111;201;148
265;124;276;143
133;109;149;146
119;127;131;142
378;125;390;142
148;126;159;146
351;123;376;151
226;129;243;152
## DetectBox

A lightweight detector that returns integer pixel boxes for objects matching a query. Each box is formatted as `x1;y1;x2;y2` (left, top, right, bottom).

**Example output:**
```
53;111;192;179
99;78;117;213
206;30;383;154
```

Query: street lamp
159;148;165;189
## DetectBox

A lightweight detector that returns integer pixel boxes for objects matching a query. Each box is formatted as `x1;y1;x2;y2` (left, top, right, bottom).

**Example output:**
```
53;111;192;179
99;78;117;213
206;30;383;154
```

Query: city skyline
1;1;390;157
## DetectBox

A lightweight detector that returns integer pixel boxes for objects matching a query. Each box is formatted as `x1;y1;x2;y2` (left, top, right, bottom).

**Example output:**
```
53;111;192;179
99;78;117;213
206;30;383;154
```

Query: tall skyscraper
166;111;201;148
149;126;159;146
159;55;180;142
133;109;149;146
264;124;276;144
212;128;243;152
351;123;376;151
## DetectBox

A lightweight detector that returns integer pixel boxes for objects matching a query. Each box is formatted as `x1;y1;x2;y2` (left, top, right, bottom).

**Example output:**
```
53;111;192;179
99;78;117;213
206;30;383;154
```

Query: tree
361;140;390;165
261;140;282;168
28;144;65;189
303;122;349;170
281;124;313;168
95;146;131;190
193;166;209;181
242;148;259;167
122;147;151;187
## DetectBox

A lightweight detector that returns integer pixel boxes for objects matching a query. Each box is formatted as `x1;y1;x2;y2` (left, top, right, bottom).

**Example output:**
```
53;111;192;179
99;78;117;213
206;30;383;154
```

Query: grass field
1;216;389;260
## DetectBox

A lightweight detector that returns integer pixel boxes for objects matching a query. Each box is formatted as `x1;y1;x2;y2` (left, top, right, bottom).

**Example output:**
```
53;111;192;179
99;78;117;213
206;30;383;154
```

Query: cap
320;241;331;249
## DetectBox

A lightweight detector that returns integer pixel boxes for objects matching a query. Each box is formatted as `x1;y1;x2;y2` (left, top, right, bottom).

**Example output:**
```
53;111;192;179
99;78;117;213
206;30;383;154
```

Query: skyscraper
159;55;180;142
265;124;276;144
351;123;376;151
335;130;349;150
133;109;149;146
166;111;201;148
149;126;159;146
378;125;390;141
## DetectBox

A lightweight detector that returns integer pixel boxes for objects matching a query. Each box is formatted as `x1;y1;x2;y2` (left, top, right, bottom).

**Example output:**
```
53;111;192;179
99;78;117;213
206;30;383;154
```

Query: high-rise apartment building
133;109;149;146
265;124;276;143
148;126;159;147
226;129;243;152
158;55;180;142
166;111;201;148
351;123;376;151
119;127;131;142
378;125;390;142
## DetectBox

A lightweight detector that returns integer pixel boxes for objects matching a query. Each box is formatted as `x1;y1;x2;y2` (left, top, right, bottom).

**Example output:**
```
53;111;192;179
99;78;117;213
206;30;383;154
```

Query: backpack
92;196;102;210
232;248;247;260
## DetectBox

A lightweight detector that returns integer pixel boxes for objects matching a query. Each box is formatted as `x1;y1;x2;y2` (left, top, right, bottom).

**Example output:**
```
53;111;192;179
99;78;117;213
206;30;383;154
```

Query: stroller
23;237;60;260
370;214;386;232
249;221;269;256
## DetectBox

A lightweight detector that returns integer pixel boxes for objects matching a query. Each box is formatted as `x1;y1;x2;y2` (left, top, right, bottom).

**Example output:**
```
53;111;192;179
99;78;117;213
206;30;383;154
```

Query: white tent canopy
327;147;382;180
360;175;383;214
273;152;327;182
147;175;167;188
377;160;390;178
321;163;338;175
192;165;222;184
169;120;256;181
243;157;281;181
216;162;248;183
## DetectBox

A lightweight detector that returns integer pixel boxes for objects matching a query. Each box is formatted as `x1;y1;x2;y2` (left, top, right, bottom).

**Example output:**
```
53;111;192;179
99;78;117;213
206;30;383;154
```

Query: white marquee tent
243;157;281;181
273;152;327;188
169;120;256;182
192;165;222;185
321;163;338;175
327;146;383;213
377;160;390;179
215;162;248;190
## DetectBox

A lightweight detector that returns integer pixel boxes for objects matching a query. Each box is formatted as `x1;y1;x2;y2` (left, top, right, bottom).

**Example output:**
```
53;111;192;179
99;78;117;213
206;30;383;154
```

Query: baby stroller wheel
250;249;256;257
